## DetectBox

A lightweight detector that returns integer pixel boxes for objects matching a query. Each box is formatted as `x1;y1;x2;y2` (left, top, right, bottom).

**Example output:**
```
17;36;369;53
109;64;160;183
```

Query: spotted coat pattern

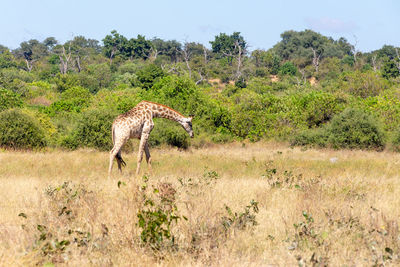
108;101;194;177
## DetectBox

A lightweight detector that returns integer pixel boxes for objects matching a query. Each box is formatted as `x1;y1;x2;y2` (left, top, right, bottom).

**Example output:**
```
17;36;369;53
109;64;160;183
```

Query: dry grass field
1;142;399;266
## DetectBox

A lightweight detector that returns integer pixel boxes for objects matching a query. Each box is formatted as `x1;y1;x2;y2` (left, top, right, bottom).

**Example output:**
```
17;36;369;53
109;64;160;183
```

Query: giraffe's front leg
136;132;150;176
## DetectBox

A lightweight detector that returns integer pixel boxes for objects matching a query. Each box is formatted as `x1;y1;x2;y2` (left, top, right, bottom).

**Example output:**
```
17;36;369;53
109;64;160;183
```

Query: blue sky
1;0;399;52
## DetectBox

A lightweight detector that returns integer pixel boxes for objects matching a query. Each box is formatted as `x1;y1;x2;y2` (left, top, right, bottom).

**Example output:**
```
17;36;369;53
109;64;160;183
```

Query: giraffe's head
181;117;194;138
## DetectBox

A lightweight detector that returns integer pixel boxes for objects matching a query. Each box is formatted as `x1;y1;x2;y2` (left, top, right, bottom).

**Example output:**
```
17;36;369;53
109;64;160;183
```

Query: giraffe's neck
144;101;186;123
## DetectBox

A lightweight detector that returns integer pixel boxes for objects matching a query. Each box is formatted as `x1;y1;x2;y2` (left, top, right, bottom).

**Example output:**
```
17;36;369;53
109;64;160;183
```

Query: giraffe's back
112;104;152;139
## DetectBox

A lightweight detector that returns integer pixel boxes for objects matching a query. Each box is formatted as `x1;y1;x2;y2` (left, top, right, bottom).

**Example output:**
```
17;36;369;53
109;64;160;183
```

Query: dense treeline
0;29;399;151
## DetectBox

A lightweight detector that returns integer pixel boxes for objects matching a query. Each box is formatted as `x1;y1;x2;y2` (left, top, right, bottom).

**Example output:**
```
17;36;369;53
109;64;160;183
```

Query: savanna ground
0;142;399;266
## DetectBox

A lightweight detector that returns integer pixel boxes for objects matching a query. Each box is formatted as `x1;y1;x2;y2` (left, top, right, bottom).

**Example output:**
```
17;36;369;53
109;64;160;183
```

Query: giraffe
108;100;194;177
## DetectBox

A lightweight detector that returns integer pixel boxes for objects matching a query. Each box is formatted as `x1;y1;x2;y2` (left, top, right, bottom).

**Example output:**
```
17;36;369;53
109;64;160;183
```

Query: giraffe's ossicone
108;101;194;177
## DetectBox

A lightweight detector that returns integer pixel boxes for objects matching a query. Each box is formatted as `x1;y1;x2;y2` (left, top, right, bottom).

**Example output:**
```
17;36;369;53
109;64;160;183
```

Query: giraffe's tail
116;153;127;167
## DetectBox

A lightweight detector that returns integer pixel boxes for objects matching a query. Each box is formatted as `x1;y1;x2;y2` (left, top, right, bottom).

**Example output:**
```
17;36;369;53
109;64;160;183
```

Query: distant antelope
108;101;194;177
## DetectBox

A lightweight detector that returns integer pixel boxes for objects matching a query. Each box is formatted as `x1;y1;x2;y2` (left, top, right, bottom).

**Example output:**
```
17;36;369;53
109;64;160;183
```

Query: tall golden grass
0;142;399;266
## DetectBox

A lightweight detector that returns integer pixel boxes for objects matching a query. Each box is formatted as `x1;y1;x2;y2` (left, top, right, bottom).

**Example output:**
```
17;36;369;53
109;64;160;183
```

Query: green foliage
340;71;389;98
221;200;259;231
147;75;198;114
24;81;56;102
53;73;80;93
341;55;355;66
0;109;46;149
134;64;165;89
327;108;385;150
291;128;328;148
279;61;298;76
382;59;400;79
229;90;345;140
149;120;190;149
91;88;141;113
293;108;385;150
46;86;92;116
273;30;352;61
137;177;184;250
0;49;17;68
64;109;117;150
210;32;246;63
0;88;23;111
20;182;93;262
288;91;346;128
80;63;112;93
357;89;400;132
390;126;400;151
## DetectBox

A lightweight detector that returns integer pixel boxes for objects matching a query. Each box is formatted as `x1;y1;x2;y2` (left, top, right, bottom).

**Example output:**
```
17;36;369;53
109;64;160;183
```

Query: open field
1;142;400;266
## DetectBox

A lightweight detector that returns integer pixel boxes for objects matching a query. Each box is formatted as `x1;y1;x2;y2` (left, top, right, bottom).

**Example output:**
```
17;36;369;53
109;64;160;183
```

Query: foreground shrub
0;109;46;149
137;177;183;250
19;181;97;265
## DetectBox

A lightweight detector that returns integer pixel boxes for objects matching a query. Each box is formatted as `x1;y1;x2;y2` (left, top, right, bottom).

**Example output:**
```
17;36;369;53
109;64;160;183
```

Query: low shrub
290;128;328;148
0;109;46;149
292;108;385;150
149;120;190;149
65;109;117;151
326;108;385;150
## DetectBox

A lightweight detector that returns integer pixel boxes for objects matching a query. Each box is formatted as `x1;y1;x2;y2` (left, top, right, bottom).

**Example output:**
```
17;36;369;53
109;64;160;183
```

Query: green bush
279;61;297;76
65;109;117;150
53;73;80;93
326;108;385;150
46;86;92;116
340;71;389;98
0;109;46;149
91;88;141;113
134;64;165;90
80;63;112;93
391;129;400;151
0;88;23;111
286;91;346;128
290;128;328;148
292;108;385;150
148;120;189;149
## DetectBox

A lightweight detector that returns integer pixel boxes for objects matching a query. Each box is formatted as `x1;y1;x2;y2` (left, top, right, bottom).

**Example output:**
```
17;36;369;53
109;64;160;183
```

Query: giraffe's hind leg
108;138;127;177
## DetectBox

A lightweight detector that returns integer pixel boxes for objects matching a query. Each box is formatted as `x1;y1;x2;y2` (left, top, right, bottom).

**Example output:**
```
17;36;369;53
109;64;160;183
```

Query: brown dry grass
1;142;399;266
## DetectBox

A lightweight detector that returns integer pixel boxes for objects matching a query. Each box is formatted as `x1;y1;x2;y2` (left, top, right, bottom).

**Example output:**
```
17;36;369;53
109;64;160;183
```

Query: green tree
151;38;182;63
102;30;129;64
382;59;400;79
14;39;49;72
128;35;152;60
0;46;17;69
210;32;246;64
